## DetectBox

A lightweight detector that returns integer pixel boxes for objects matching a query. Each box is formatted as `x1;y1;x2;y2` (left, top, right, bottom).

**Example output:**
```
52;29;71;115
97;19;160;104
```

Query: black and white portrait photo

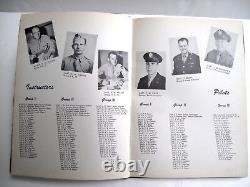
204;27;238;68
61;32;97;73
98;50;128;90
137;51;166;90
25;21;59;64
169;37;201;75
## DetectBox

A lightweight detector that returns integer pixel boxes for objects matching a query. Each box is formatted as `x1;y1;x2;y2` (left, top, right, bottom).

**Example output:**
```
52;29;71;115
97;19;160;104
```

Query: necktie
182;54;187;63
75;59;82;72
216;52;221;63
148;77;152;87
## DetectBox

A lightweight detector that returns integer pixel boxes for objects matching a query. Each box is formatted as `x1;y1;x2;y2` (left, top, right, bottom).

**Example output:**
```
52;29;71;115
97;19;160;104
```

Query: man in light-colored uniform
205;29;234;68
61;34;93;73
98;51;128;89
28;26;56;64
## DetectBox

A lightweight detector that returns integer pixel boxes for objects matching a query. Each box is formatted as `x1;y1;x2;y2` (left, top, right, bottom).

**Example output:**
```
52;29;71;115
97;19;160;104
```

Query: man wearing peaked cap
214;29;231;42
173;38;201;75
205;29;234;68
137;52;166;90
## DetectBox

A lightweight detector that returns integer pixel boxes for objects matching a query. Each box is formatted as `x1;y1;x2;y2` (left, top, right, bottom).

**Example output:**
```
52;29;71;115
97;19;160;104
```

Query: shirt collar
73;54;85;60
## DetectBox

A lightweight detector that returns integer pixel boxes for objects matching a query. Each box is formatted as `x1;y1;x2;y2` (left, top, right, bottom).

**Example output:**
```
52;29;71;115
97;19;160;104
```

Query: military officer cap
214;29;231;42
143;52;162;63
73;33;86;44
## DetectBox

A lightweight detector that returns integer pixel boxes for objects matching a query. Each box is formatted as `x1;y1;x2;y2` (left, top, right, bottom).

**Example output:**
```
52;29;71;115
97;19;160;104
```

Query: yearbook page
11;12;248;180
11;12;132;180
131;17;247;178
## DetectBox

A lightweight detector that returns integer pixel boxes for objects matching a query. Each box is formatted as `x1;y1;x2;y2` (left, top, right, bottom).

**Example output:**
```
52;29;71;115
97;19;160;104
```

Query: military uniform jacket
28;35;56;63
205;49;234;68
61;54;93;73
173;53;201;75
28;35;54;56
137;72;166;90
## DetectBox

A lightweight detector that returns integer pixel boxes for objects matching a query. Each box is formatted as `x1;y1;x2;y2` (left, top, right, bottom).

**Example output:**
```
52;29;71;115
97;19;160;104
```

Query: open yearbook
11;12;247;180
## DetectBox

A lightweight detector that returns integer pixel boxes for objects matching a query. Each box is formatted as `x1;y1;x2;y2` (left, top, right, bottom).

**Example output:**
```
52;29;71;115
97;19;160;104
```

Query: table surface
0;1;250;186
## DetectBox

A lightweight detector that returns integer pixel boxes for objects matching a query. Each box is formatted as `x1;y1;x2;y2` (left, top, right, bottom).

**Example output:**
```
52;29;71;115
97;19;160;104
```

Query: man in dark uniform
205;29;234;68
61;33;93;73
172;38;201;75
137;52;166;90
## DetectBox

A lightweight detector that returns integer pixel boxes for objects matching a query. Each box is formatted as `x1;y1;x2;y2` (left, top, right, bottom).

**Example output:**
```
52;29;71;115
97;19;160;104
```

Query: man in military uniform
61;34;93;73
137;52;166;90
98;51;128;90
28;26;56;64
205;29;234;68
172;38;201;75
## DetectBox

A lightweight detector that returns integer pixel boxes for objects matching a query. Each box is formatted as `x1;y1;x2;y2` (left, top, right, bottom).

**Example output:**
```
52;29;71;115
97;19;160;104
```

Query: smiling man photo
172;37;201;75
27;24;57;64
